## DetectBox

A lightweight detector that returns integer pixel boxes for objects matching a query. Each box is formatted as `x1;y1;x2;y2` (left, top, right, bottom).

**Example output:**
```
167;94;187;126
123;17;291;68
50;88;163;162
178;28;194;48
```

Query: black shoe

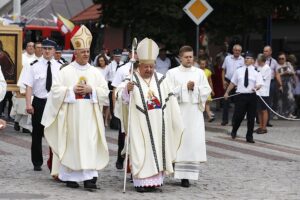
84;180;97;190
221;121;228;126
33;166;42;171
181;179;190;188
66;181;79;188
14;122;20;131
135;186;156;193
246;139;255;143
91;177;97;184
231;132;236;139
266;123;273;127
208;117;215;122
115;160;123;170
22;128;31;133
136;187;147;193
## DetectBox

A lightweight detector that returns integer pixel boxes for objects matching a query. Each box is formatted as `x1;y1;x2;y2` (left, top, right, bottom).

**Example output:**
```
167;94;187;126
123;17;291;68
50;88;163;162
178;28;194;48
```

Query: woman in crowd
95;54;110;126
276;52;296;118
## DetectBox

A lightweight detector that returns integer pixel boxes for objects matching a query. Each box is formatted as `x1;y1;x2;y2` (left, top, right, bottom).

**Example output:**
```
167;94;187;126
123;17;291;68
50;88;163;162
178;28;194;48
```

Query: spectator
155;48;171;75
276;52;296;118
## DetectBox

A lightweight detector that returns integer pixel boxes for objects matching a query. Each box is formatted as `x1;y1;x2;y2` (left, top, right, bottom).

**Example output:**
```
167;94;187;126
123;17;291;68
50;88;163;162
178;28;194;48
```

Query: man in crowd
118;38;183;192
23;39;61;171
167;45;211;187
155;48;171;75
221;44;244;126
41;25;110;190
224;51;263;143
263;46;282;125
12;41;43;133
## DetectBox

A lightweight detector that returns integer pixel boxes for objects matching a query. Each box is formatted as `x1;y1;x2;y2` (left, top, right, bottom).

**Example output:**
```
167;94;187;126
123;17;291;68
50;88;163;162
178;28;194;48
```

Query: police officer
23;39;61;171
224;51;263;143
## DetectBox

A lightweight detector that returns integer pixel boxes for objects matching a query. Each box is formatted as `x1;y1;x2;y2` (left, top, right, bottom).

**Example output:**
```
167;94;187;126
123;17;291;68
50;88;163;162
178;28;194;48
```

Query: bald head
263;46;272;58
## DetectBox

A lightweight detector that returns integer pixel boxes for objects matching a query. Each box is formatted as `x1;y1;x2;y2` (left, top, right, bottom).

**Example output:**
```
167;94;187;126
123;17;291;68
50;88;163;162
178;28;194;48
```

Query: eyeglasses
278;57;285;60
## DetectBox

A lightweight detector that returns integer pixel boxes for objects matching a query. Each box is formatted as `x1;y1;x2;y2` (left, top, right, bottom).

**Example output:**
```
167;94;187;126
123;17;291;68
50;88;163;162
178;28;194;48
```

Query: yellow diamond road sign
183;0;213;25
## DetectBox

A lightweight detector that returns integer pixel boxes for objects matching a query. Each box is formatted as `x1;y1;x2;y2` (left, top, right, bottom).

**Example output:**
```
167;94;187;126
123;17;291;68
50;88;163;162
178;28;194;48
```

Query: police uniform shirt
111;62;131;88
107;60;124;82
222;55;244;80
231;65;263;94
23;57;61;99
266;57;279;79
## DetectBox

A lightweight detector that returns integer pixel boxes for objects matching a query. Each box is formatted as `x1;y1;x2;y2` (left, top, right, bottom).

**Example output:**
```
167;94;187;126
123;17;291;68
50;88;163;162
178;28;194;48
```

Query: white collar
71;61;90;70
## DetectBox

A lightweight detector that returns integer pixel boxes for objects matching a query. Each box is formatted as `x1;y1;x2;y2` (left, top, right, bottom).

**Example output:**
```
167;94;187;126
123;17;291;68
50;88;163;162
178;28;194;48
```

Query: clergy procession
0;24;212;193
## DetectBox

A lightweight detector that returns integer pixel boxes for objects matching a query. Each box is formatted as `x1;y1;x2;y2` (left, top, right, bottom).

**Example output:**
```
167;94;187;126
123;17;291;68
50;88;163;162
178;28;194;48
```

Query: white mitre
71;25;92;49
136;38;159;64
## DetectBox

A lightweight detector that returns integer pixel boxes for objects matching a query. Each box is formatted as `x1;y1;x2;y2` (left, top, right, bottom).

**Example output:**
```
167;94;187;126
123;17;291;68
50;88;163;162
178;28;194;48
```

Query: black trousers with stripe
31;96;47;167
231;93;257;140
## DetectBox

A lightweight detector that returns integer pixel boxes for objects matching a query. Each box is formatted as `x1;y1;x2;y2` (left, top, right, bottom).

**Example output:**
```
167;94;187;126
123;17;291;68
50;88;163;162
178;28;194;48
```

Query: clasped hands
74;83;92;95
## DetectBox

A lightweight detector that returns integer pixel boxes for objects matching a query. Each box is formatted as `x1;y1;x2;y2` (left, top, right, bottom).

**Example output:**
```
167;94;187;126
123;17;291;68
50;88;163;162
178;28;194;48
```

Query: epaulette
57;60;63;65
30;60;38;66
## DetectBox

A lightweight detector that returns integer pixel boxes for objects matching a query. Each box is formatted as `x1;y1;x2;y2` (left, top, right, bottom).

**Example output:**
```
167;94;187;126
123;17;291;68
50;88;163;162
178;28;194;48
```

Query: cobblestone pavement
0;116;299;200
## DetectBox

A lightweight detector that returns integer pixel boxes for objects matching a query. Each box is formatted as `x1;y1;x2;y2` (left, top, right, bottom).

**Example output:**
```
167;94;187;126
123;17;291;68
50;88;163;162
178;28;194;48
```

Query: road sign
183;0;213;25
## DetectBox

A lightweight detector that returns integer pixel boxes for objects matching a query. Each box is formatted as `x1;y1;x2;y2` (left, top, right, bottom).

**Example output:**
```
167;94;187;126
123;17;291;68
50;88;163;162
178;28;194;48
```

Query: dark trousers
0;91;13;117
231;93;257;140
222;79;236;123
31;97;47;167
117;129;125;163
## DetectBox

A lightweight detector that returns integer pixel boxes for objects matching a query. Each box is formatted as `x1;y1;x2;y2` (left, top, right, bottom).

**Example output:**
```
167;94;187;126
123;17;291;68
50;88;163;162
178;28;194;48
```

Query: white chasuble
41;62;110;177
167;65;211;180
120;72;184;180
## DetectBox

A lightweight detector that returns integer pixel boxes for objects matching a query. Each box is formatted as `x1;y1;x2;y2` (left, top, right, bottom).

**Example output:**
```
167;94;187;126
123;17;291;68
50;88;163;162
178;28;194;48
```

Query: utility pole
13;0;21;23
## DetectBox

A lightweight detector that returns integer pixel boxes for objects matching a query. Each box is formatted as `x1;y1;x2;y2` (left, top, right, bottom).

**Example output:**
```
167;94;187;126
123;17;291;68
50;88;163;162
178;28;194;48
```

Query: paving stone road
0;116;299;200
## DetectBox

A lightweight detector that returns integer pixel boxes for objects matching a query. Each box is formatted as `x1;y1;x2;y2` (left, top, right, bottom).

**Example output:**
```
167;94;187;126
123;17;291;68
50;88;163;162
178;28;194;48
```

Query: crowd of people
0;24;299;193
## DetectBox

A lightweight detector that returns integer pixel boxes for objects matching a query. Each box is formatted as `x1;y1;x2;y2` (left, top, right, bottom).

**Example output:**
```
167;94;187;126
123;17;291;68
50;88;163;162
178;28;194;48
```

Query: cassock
41;61;110;181
167;65;211;180
119;71;184;187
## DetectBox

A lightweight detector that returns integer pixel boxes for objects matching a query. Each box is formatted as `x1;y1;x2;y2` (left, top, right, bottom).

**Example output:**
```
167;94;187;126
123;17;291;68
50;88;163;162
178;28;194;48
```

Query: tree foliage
94;0;300;51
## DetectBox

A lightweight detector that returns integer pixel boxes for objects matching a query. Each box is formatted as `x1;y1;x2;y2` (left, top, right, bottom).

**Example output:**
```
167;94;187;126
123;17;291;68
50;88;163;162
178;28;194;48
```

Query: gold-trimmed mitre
136;38;159;64
71;25;92;49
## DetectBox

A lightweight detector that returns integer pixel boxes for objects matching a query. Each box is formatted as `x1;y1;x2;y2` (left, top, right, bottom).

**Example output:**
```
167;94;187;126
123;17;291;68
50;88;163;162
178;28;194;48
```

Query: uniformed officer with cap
23;38;61;171
54;46;68;65
224;51;263;143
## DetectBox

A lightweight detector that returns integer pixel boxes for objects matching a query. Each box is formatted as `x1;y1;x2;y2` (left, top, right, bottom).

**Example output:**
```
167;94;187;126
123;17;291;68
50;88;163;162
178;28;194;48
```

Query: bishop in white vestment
41;25;110;190
167;46;211;187
118;38;184;193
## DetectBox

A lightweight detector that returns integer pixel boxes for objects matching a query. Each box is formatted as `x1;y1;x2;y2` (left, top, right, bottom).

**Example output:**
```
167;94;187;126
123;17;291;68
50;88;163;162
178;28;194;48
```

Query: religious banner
0;23;22;91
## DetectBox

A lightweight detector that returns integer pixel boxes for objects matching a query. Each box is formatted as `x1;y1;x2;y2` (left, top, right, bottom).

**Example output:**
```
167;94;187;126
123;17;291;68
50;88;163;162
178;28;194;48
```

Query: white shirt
266;57;279;79
106;60;124;82
222;55;244;80
22;52;35;67
23;57;61;99
111;62;132;88
95;66;109;81
0;66;7;101
231;65;263;93
256;64;271;97
155;57;171;75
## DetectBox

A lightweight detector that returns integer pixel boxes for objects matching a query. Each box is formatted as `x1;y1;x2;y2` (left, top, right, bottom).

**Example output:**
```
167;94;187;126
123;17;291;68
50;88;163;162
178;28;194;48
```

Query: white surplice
41;61;110;181
167;65;211;180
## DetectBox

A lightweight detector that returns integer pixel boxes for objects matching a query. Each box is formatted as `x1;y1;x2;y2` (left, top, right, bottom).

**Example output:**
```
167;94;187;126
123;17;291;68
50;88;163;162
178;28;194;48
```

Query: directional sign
183;0;213;25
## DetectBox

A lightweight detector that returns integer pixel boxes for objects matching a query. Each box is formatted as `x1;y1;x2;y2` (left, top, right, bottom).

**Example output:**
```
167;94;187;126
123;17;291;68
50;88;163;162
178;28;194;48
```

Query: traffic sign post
183;0;213;59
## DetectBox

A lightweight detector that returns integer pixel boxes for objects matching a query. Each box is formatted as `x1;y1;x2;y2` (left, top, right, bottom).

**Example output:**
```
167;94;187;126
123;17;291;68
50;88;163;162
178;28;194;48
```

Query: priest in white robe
118;38;184;193
167;45;211;187
41;25;110;190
